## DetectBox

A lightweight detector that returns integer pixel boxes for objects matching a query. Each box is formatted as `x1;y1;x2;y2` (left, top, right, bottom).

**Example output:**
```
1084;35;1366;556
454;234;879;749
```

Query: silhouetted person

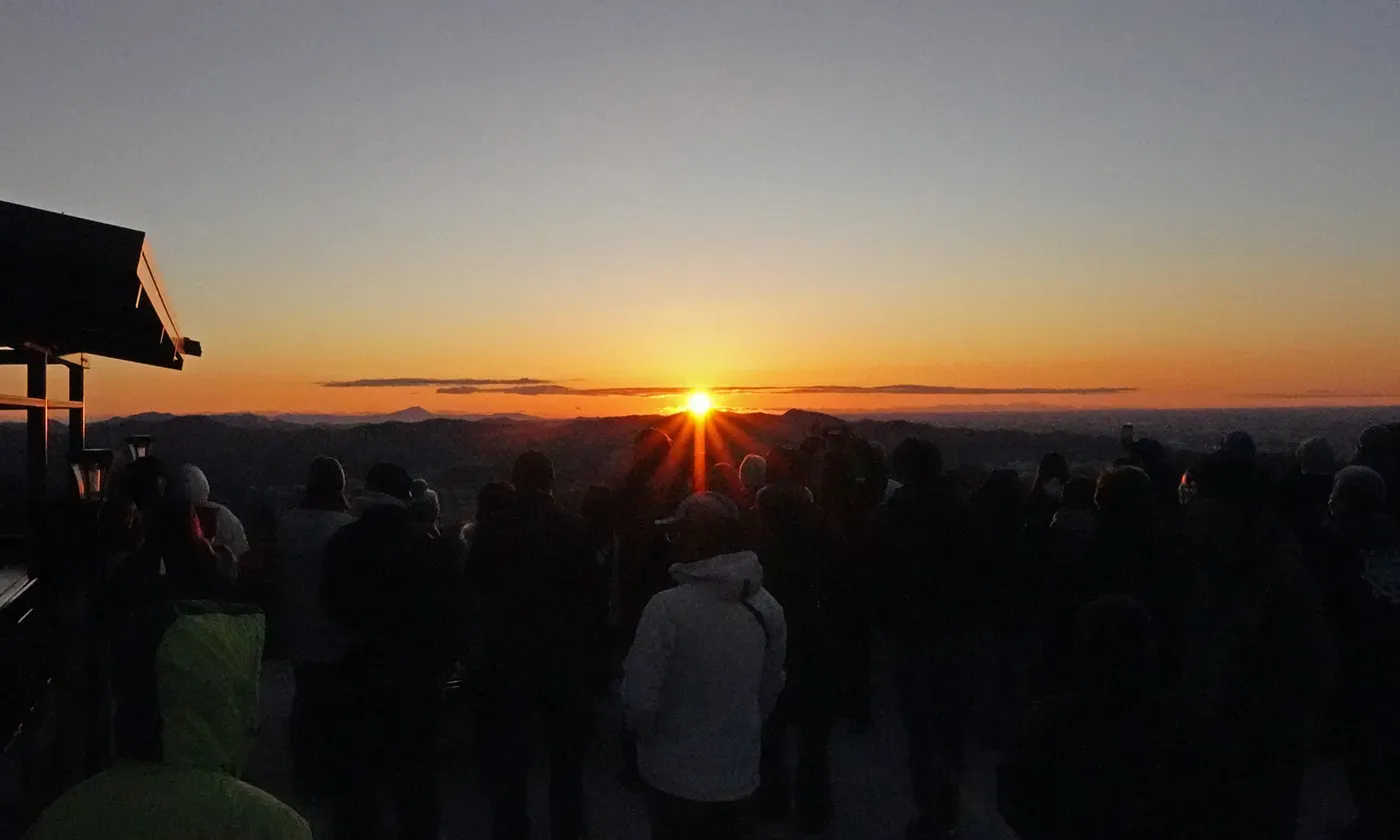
409;479;442;538
170;463;250;568
1222;429;1257;461
276;457;354;798
1047;476;1096;566
25;601;312;840
707;462;745;507
1182;451;1332;840
755;453;841;834
739;454;767;506
1279;436;1336;572
872;438;970;839
1026;452;1069;531
970;468;1034;747
105;457;238;621
460;480;515;553
1318;466;1400;839
1352;425;1399;519
469;452;604;840
616;428;689;650
999;595;1233;840
322;462;466;840
622;492;787;840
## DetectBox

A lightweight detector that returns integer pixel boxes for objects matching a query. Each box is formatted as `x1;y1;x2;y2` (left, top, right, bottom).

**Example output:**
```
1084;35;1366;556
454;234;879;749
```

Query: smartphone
1120;423;1135;447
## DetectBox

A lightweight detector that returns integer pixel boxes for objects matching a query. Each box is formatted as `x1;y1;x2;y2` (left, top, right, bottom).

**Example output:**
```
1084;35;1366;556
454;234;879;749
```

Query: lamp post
124;435;153;461
68;450;115;502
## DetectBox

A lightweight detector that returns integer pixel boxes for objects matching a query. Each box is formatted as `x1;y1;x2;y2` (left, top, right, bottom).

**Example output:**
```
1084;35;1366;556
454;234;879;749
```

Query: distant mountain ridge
100;406;540;427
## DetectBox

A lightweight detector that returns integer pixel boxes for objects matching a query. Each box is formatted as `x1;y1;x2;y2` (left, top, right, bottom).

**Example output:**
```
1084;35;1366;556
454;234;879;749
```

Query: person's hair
1095;465;1155;521
1221;430;1257;460
1034;452;1069;486
365;462;413;500
301;456;349;512
411;488;441;524
738;454;767;491
476;481;516;520
1331;465;1387;517
976;469;1025;520
1076;594;1158;693
892;437;941;486
1192;450;1267;511
511;451;554;494
1296;437;1335;477
707;462;743;503
764;446;801;485
119;456;170;512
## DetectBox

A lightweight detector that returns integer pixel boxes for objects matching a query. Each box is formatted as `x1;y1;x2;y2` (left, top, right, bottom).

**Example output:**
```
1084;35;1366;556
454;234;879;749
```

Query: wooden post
26;353;47;530
67;363;85;456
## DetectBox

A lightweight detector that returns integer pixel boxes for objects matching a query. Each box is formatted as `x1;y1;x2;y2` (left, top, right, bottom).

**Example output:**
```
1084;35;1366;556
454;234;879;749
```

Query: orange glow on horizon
686;391;713;417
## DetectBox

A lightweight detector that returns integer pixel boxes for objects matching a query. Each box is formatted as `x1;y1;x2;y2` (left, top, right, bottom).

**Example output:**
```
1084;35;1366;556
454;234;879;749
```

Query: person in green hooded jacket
25;600;310;840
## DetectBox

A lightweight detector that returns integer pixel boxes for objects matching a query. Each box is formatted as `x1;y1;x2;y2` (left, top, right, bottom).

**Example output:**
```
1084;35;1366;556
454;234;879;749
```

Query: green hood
112;601;265;776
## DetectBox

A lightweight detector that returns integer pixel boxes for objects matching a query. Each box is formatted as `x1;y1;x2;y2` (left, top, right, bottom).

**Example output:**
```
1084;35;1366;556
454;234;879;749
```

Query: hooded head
1221;430;1257;461
892;437;942;488
112;601;265;776
1095;465;1155;524
1353;425;1396;471
1297;437;1336;477
363;462;413;507
169;464;211;506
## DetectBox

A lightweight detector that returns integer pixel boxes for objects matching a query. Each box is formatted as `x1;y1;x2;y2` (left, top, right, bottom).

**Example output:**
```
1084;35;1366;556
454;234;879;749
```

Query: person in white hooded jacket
622;491;787;840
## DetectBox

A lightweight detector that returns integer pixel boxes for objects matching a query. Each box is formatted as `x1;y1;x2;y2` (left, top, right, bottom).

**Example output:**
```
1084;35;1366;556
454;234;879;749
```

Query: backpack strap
740;597;771;650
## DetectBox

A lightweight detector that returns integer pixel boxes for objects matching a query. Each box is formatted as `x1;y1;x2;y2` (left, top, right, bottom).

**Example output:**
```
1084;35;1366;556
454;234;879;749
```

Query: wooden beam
0;396;83;411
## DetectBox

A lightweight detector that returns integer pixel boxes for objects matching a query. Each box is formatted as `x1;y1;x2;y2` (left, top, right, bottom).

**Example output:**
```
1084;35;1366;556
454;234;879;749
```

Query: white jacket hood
669;551;764;600
171;464;211;505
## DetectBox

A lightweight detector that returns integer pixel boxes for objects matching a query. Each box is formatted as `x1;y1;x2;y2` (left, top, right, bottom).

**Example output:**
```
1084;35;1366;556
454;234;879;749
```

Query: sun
686;391;713;417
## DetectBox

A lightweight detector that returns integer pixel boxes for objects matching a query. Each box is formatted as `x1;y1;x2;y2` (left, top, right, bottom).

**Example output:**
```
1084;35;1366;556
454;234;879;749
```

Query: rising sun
686;391;713;417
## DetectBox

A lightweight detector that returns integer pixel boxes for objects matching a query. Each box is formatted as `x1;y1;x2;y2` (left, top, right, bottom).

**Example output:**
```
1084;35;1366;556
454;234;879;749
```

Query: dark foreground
245;648;1352;840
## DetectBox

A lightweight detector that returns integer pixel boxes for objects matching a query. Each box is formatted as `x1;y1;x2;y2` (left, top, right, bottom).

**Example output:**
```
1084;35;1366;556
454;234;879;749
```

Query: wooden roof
0;200;201;369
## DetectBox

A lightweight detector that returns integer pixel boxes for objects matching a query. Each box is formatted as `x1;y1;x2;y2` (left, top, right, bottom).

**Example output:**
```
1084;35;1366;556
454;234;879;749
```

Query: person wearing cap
1319;465;1400;839
469;451;604;840
274;456;354;798
322;462;467;840
621;491;787;840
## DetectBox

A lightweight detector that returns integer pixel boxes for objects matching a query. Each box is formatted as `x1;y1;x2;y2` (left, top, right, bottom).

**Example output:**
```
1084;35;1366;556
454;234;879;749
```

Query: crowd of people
22;419;1400;840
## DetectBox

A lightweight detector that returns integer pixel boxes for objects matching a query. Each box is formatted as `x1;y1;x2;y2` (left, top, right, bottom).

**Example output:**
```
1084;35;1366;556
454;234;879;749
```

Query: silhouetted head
475;481;516;521
1035;452;1070;487
707;462;744;505
119;457;171;514
1297;437;1336;477
739;454;767;493
512;451;555;495
1221;430;1257;461
1353;425;1396;471
658;491;743;565
1193;450;1267;511
976;469;1025;523
410;487;441;525
410;478;431;500
1062;477;1097;511
1076;594;1158;695
764;447;801;486
1094;466;1155;522
365;462;413;501
302;456;348;512
1330;465;1387;518
892;438;942;487
633;428;672;470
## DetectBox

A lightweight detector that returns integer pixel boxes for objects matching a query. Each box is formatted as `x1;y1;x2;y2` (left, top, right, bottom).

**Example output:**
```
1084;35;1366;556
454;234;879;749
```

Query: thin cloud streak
1239;391;1400;400
322;377;552;388
436;383;1137;397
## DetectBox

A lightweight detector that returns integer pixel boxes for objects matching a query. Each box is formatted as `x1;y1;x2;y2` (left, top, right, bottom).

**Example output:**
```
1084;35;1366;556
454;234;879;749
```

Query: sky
3;0;1400;418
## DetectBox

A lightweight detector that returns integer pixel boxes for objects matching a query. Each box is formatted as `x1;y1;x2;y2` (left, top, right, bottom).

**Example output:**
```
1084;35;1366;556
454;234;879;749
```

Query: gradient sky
4;1;1399;418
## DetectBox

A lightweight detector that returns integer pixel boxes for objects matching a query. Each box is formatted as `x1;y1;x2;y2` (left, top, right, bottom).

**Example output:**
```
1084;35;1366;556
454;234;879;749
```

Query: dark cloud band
437;383;1136;397
321;377;552;388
